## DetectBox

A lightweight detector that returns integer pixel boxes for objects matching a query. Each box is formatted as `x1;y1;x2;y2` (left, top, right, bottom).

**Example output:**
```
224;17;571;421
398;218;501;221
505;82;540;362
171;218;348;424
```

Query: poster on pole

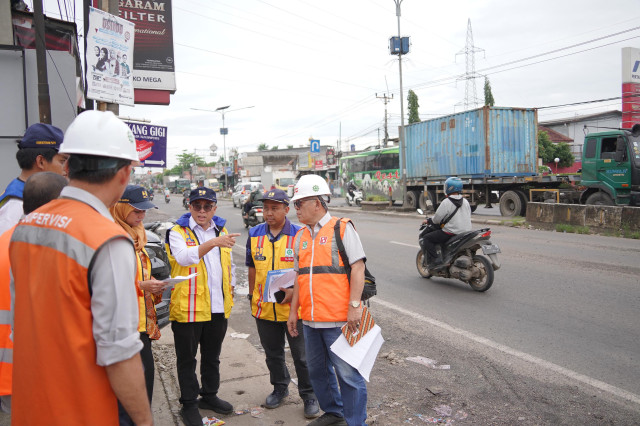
119;0;177;92
86;7;135;106
125;122;168;168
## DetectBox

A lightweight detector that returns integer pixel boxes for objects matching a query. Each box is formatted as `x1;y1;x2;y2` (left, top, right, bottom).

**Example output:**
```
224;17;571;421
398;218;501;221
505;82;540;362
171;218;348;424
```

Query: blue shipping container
403;107;538;180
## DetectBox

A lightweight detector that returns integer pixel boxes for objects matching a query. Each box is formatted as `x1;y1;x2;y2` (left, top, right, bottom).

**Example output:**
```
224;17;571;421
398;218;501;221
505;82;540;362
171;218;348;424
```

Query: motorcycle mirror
417;208;424;215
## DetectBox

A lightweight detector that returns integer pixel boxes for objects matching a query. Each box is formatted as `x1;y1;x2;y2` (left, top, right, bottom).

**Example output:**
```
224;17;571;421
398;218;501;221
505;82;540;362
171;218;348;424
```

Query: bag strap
439;199;462;228
334;218;352;284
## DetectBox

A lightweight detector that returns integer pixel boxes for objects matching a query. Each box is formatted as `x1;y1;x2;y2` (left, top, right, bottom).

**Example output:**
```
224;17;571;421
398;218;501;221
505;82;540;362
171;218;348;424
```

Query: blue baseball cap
18;123;64;150
262;188;289;206
119;185;157;210
189;187;217;203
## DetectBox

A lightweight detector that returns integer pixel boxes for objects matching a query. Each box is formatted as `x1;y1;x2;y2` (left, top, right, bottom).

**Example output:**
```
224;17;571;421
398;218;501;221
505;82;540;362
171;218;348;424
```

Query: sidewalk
152;296;315;426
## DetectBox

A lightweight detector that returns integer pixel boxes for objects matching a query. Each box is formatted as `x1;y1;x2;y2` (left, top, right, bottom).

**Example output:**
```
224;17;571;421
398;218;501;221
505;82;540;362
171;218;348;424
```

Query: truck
261;170;296;196
400;106;639;216
168;178;190;194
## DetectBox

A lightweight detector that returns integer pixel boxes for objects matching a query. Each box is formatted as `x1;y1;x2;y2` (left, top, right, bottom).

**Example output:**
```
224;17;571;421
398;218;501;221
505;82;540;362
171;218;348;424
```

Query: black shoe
264;388;289;409
179;405;202;426
303;398;320;418
307;412;347;426
198;396;234;415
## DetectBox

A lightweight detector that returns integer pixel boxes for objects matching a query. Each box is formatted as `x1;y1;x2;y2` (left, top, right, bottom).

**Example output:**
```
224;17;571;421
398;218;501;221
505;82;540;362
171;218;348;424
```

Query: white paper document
330;324;384;382
264;269;296;303
162;273;198;287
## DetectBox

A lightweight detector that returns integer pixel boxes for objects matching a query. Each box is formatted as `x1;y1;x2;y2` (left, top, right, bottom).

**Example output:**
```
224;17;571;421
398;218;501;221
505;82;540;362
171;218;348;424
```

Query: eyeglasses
190;203;215;212
293;198;315;209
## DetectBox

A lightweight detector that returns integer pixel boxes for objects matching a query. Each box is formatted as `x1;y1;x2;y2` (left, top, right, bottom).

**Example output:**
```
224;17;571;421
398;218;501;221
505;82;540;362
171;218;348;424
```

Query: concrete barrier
526;202;640;232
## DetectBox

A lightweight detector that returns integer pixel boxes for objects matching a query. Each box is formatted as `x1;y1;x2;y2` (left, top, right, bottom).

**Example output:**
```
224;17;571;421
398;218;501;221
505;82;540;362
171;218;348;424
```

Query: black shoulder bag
333;218;377;302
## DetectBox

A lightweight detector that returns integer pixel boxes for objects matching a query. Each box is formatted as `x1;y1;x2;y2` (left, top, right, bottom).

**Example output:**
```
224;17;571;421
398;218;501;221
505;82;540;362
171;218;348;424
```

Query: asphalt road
151;193;640;424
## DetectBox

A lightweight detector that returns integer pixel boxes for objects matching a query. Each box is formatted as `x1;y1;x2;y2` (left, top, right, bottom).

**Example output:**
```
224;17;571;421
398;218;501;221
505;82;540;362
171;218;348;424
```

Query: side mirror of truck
614;137;626;163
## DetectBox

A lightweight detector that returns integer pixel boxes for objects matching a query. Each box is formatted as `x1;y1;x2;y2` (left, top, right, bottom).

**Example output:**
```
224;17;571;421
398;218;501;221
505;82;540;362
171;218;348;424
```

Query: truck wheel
514;190;528;216
499;190;523;217
418;192;427;211
585;192;614;206
405;190;419;209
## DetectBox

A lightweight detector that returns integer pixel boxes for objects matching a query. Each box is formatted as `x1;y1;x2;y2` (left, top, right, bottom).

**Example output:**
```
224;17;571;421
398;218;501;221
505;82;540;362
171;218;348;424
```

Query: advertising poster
86;7;135;106
621;47;640;129
125;122;168;168
118;0;177;91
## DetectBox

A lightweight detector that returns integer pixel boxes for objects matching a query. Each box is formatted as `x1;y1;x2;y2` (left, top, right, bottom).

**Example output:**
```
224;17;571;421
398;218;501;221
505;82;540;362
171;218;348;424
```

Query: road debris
406;356;450;370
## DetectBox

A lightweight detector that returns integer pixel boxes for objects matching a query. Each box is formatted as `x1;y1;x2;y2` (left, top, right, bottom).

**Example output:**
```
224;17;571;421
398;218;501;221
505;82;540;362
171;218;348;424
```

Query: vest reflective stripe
11;225;95;268
188;266;197;322
135;250;151;333
9;198;130;424
297;217;351;322
249;223;300;322
0;310;11;325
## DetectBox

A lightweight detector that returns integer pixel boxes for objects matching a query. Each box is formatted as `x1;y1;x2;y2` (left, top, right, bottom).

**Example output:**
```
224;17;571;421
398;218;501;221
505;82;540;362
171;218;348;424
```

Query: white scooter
346;189;363;206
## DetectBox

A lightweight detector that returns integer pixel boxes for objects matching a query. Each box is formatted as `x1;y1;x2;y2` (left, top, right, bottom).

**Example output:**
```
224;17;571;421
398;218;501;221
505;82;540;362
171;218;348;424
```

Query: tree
538;131;574;169
407;90;420;124
554;142;574;168
270;145;279;150
257;143;269;151
287;145;294;149
484;77;495;106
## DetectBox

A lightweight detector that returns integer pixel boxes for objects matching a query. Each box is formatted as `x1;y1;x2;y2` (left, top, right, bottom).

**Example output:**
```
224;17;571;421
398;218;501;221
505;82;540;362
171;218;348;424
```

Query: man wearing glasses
287;174;367;426
166;187;241;426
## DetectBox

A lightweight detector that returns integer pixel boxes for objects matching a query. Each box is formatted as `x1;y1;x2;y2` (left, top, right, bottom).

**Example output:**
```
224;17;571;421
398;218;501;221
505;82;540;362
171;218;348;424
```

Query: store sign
125;122;167;168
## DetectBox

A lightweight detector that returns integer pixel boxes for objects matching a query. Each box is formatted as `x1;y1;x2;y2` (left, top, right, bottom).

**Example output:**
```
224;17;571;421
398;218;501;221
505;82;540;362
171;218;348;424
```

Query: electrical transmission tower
455;19;484;110
376;92;393;147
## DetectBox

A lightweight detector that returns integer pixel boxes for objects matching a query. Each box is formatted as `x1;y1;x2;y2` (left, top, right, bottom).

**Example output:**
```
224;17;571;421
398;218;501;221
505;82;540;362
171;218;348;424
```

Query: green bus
339;147;403;202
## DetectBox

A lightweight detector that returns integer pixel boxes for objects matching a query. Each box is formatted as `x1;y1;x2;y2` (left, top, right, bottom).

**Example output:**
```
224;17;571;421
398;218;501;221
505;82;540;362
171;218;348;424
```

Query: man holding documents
287;175;368;426
166;187;239;426
245;189;319;419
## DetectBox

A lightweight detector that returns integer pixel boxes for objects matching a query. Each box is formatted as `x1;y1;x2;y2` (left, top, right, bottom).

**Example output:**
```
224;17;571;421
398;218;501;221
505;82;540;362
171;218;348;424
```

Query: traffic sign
310;139;320;153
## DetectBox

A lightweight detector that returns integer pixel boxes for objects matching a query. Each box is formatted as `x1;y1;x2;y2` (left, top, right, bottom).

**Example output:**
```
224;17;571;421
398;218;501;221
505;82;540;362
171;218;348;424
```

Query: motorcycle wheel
356;199;361;207
468;255;494;292
416;250;432;279
346;198;352;206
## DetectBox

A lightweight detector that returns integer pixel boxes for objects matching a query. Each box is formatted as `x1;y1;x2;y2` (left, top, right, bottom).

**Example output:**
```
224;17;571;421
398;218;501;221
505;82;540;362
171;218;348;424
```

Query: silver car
232;183;264;208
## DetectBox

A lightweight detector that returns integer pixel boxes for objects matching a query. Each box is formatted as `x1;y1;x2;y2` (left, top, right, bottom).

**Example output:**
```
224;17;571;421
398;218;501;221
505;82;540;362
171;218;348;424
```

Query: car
145;228;172;329
232;182;264;208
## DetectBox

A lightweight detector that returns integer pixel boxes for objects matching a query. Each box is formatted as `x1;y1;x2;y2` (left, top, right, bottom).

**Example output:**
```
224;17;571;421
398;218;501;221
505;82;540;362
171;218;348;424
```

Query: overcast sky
39;0;640;168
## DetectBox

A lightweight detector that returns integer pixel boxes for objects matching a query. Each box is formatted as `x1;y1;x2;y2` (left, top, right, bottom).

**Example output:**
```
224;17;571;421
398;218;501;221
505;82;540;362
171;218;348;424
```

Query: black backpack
333;218;377;301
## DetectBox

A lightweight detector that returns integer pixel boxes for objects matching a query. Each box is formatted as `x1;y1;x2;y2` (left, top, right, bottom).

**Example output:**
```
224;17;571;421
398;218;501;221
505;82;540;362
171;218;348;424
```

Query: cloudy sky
40;0;640;167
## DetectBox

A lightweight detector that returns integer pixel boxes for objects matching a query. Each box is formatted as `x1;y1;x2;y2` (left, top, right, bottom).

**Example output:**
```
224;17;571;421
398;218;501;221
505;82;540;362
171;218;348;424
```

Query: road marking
373;298;640;406
390;240;419;249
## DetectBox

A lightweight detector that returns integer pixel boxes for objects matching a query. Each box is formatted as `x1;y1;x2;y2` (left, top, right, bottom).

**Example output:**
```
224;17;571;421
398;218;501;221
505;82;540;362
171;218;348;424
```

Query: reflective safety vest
249;221;300;321
166;223;234;322
296;217;351;322
135;248;152;333
0;227;14;396
9;198;132;425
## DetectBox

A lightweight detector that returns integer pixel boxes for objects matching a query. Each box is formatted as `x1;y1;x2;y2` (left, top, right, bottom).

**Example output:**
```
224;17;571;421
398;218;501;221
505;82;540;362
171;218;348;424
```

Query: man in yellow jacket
166;187;240;426
246;189;319;419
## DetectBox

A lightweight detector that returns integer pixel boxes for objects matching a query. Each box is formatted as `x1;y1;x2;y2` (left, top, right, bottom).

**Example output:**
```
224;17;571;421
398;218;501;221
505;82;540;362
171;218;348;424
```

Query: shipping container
404;107;538;180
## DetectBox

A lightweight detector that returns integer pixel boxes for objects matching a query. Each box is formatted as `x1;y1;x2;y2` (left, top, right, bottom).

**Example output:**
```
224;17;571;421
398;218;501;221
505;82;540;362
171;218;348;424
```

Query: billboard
621;48;640;129
125;122;168;168
86;7;135;106
119;0;176;92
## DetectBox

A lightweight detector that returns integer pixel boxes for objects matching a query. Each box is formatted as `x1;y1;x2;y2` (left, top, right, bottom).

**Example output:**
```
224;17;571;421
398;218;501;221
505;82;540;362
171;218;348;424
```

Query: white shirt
0;198;24;235
168;216;236;314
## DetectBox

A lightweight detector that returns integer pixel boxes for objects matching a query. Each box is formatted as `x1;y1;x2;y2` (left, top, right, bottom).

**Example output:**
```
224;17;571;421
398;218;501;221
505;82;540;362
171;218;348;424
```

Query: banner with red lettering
86;7;135;105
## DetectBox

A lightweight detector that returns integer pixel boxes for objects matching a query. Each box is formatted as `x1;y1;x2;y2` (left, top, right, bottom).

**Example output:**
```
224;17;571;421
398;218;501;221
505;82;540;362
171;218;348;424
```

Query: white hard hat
290;174;331;202
59;110;139;162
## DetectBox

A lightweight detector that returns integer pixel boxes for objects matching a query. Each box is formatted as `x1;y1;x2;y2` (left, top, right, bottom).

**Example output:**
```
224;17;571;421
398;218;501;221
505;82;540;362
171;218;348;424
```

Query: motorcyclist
423;177;472;269
347;179;356;200
242;189;261;222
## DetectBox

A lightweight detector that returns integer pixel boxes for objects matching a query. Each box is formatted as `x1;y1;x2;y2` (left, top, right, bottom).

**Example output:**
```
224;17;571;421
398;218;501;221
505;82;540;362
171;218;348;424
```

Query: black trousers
140;332;154;403
255;318;315;398
424;229;453;262
172;314;228;406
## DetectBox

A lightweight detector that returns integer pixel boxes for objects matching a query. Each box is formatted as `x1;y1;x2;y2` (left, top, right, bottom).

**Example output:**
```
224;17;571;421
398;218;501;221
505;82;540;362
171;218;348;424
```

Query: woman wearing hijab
110;185;166;404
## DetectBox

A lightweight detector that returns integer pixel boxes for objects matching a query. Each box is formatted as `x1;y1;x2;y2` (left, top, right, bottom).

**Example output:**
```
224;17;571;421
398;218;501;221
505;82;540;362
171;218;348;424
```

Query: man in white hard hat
9;110;152;425
287;174;368;426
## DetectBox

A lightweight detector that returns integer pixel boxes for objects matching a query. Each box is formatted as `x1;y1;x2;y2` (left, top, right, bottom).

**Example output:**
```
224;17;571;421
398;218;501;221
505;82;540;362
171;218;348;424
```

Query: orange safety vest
0;227;14;396
9;198;133;425
296;217;351;322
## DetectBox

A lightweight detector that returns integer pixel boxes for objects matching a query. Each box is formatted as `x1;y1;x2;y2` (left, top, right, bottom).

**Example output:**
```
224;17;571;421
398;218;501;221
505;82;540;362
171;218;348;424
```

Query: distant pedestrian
246;189;320;419
0;123;67;234
9;111;152;425
0;171;67;414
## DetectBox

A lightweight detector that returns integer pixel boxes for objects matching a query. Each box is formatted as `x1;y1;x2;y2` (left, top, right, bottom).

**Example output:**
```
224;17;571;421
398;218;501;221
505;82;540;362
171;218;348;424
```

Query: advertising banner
86;7;135;105
622;47;640;84
622;48;640;128
118;0;176;91
125;122;168;168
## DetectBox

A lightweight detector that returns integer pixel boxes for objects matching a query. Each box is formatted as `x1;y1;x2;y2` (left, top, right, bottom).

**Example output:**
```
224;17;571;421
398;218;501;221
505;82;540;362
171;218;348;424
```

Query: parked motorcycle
346;189;363;206
415;209;501;292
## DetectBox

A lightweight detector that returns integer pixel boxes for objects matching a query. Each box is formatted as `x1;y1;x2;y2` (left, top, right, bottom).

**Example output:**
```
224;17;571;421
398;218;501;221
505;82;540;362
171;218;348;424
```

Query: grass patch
555;224;590;234
365;195;388;202
622;225;640;239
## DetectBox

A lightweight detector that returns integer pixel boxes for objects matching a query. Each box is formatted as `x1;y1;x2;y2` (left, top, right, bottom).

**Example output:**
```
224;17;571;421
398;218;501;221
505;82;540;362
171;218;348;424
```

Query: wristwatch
349;300;360;308
246;294;252;301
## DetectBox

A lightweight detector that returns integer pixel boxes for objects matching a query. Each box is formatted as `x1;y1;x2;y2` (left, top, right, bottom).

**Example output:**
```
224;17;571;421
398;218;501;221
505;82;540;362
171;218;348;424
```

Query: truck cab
580;125;640;206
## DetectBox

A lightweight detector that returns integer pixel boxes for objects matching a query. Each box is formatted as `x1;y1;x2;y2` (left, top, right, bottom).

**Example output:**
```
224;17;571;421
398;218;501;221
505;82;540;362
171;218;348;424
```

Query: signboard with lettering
86;7;135;105
125;122;168;168
118;0;176;91
622;47;640;129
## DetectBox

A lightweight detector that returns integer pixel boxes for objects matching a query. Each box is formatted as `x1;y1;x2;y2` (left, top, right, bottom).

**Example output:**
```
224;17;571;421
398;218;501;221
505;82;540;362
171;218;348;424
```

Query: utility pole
33;0;51;123
393;0;408;207
376;93;393;147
